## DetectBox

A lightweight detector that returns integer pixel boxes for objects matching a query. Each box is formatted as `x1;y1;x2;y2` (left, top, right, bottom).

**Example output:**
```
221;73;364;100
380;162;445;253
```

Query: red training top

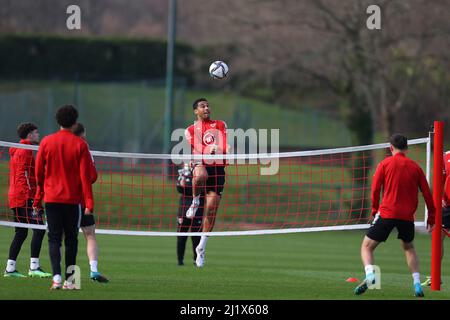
34;130;94;211
371;152;435;224
185;119;228;165
8;139;36;208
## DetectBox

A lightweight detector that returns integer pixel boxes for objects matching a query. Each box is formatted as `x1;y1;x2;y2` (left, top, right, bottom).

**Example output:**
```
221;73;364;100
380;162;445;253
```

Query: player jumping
184;98;228;267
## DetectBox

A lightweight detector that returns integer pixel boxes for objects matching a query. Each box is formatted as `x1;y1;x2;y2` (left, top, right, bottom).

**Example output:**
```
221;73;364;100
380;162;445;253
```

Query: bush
0;34;194;81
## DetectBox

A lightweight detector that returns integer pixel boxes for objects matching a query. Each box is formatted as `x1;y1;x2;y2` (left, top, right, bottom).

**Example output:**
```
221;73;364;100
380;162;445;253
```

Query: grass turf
0;227;449;300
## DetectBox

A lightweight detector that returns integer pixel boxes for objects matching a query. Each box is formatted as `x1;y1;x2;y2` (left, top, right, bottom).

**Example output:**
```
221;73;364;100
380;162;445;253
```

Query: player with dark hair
354;134;435;297
34;105;94;290
176;162;204;266
72;123;108;283
4;123;51;278
184;98;229;267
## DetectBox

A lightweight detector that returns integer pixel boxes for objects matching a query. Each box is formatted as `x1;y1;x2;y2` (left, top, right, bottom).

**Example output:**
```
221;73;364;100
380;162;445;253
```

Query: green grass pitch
0;227;449;300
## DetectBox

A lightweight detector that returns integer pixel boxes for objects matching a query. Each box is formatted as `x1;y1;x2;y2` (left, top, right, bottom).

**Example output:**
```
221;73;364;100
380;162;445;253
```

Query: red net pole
431;120;443;291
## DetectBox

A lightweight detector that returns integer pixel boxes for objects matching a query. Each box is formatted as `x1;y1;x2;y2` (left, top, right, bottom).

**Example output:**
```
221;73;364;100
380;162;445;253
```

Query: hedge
0;34;194;81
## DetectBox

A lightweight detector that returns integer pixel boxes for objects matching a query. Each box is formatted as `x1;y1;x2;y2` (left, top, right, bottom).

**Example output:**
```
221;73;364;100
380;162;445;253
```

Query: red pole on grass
431;121;443;291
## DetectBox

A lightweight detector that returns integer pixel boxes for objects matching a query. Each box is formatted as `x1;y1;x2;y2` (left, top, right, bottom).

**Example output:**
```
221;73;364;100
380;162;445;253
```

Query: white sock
53;274;62;283
30;258;40;270
90;260;98;273
412;272;421;285
6;259;16;272
364;265;375;277
198;236;209;250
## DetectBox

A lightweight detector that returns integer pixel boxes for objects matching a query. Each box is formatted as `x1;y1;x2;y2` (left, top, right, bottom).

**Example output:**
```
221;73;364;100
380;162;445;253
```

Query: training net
0;138;430;236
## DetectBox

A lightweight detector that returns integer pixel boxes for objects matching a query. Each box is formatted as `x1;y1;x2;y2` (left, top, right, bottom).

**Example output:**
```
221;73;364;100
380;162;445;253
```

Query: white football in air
209;61;229;80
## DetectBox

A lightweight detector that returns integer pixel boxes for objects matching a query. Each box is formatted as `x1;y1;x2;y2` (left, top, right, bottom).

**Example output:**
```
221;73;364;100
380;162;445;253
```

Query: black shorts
11;199;45;225
366;216;415;243
442;207;450;229
80;213;96;228
205;165;225;196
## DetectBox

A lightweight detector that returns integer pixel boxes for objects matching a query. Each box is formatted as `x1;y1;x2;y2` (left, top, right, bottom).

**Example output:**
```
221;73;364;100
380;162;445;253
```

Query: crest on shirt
203;131;216;145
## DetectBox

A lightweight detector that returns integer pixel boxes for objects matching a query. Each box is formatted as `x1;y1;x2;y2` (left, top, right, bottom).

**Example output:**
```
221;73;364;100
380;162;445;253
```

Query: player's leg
190;217;203;264
82;224;109;282
45;203;65;289
4;208;28;277
195;191;221;267
355;217;392;295
402;241;424;297
177;218;189;266
397;220;423;297
203;191;221;232
28;204;51;278
186;164;207;218
61;204;81;289
81;212;108;282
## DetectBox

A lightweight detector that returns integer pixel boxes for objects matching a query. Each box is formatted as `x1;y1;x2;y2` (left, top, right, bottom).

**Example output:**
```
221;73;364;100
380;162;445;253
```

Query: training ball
209;61;229;79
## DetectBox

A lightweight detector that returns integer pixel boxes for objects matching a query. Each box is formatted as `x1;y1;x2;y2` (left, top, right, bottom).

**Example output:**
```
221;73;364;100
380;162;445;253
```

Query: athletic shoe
421;276;442;287
28;268;52;278
354;281;368;295
4;270;26;278
195;246;205;267
186;197;200;219
354;273;375;295
90;271;109;283
62;280;78;290
50;281;62;290
178;261;184;266
414;283;424;297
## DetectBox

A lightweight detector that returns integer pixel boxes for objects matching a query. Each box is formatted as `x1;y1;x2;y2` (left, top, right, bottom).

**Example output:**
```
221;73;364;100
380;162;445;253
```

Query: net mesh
0;138;430;236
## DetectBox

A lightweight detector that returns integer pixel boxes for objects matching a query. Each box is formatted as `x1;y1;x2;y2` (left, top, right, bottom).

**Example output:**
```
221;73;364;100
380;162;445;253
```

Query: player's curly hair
17;122;37;139
192;98;208;109
390;134;408;150
55;105;78;128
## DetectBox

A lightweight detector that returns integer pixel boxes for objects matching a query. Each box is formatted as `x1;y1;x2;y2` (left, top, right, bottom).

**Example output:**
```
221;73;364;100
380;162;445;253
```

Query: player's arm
371;162;384;217
33;142;46;209
418;167;435;228
80;142;95;214
89;152;98;184
14;150;31;192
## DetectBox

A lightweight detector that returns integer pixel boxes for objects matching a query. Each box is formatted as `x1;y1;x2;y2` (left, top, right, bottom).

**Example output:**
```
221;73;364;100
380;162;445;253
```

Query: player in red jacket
354;134;435;298
184;98;228;267
34;105;94;290
4;123;51;278
72;123;108;283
